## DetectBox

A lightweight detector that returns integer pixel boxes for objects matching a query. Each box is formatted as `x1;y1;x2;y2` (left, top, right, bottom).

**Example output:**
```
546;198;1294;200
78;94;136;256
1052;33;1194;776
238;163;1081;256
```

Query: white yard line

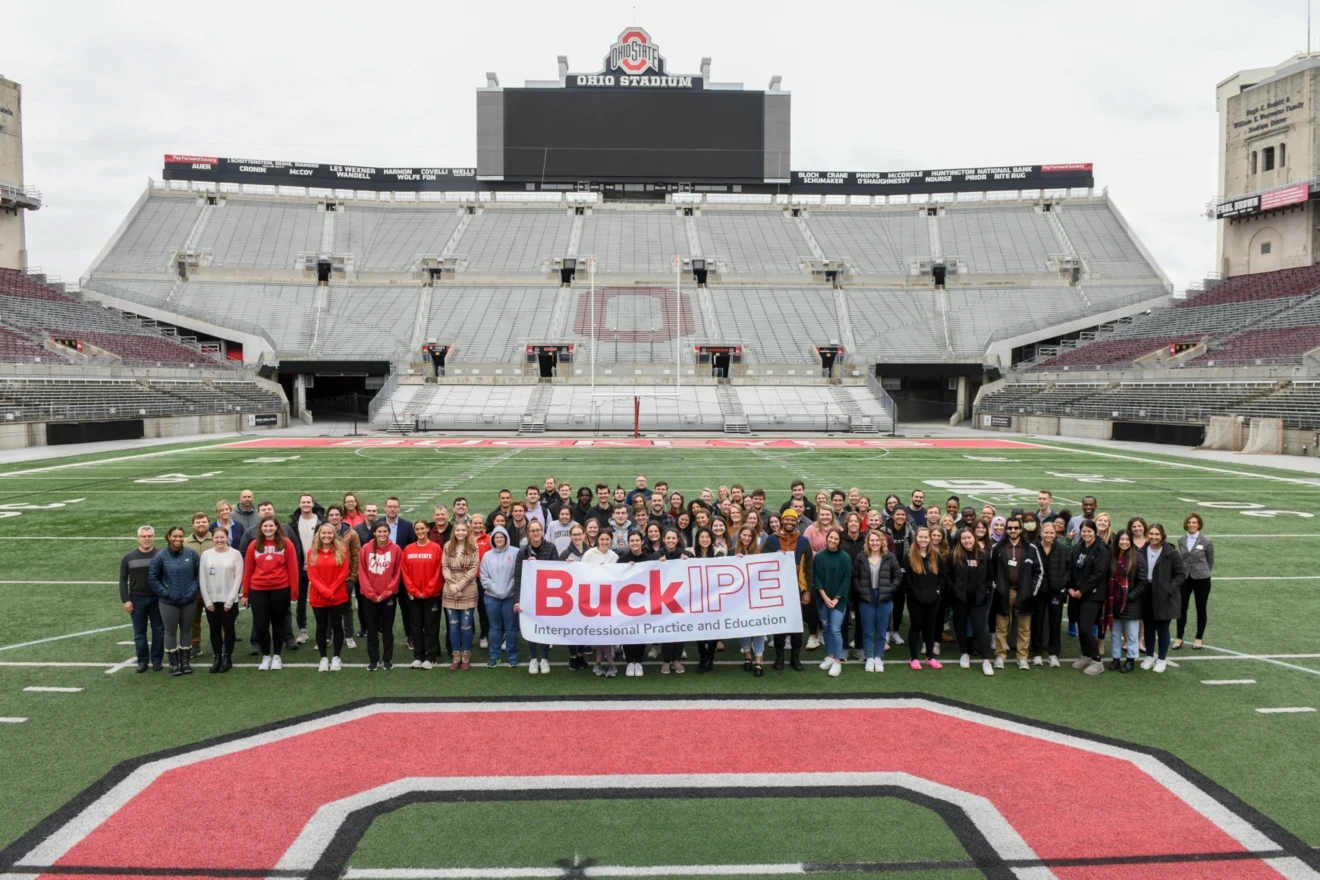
0;624;131;653
1200;644;1320;677
0;662;118;668
1215;576;1320;581
0;717;28;723
22;686;82;693
0;580;119;584
1200;680;1256;685
1255;707;1316;714
1028;442;1320;488
105;657;139;675
0;442;238;478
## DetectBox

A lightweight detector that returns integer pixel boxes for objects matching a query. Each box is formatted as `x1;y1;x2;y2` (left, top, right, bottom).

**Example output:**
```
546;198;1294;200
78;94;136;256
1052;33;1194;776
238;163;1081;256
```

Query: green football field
0;435;1317;880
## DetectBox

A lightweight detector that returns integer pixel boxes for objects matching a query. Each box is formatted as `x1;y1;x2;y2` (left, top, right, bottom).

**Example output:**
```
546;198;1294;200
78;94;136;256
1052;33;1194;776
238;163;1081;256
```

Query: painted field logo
608;28;663;75
2;697;1316;879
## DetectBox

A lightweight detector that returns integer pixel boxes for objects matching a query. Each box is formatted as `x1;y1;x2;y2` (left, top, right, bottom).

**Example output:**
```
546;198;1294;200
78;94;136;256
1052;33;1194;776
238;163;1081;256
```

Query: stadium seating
697;210;810;274
0;268;78;302
335;206;464;272
92;197;201;273
1031;337;1197;370
196;199;323;268
1193;326;1320;365
1057;203;1156;278
458;208;574;273
979;380;1278;424
709;288;840;361
316;287;418;357
578;210;691;274
1231;381;1320;428
1172;263;1320;308
428;287;558;361
803;210;928;275
0;377;282;422
941;207;1057;275
0;327;59;363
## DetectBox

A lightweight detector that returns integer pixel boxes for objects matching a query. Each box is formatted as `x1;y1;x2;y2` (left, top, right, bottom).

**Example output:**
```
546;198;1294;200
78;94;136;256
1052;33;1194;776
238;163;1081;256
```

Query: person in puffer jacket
359;522;402;671
148;526;201;677
1031;520;1073;667
852;530;902;672
479;526;519;667
513;520;559;674
943;528;994;675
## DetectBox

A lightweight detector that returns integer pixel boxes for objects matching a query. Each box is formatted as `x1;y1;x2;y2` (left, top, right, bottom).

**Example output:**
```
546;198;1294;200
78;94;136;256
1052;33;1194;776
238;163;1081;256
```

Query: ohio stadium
4;22;1320;880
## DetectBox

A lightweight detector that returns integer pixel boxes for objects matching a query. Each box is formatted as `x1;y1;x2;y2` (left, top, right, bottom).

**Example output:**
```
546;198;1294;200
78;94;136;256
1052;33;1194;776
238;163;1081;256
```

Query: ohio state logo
3;696;1316;880
608;28;663;75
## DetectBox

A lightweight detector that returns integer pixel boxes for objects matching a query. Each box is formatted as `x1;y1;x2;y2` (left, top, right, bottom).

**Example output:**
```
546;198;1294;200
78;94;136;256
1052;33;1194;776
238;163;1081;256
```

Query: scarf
1103;552;1131;634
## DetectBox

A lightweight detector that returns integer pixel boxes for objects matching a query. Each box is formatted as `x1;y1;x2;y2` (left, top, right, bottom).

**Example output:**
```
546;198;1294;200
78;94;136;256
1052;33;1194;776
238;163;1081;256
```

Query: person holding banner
814;528;852;677
733;525;768;676
581;529;620;677
658;528;690;674
513;520;558;675
690;527;723;673
767;509;812;672
618;530;656;676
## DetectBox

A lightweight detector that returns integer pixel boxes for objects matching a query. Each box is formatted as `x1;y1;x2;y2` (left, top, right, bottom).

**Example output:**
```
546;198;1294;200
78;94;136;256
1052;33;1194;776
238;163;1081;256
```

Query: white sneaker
864;658;875;672
540;659;550;674
479;637;489;649
296;629;308;644
271;655;283;671
891;633;905;646
605;664;618;677
993;657;1005;669
875;659;883;673
1048;655;1061;668
1072;657;1092;669
625;663;635;677
1031;655;1043;666
1017;659;1030;670
1084;660;1105;676
1140;656;1156;671
959;653;970;669
318;657;330;672
806;634;822;650
646;645;660;659
1154;659;1167;674
528;659;539;675
345;637;356;649
421;660;434;670
828;661;841;677
932;643;941;656
330;656;342;672
634;662;645;677
409;659;422;669
258;655;272;671
819;656;835;670
982;660;994;676
593;663;605;676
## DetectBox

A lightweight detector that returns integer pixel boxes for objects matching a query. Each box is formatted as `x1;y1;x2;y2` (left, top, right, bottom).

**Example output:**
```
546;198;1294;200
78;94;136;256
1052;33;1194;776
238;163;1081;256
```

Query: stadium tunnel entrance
526;344;574;379
695;345;742;379
873;363;991;422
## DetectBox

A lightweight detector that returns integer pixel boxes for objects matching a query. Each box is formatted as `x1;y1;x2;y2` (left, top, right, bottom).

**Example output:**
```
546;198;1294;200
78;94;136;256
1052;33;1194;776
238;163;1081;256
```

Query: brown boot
448;653;461;671
461;650;472;671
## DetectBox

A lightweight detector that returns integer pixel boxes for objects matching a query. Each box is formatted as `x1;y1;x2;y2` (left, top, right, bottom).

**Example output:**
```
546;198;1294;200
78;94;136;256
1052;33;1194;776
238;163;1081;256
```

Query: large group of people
118;477;1215;679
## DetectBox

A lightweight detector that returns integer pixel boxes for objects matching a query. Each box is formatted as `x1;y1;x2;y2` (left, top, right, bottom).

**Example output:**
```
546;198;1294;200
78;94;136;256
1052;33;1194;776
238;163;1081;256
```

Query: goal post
1202;415;1244;451
1241;417;1284;454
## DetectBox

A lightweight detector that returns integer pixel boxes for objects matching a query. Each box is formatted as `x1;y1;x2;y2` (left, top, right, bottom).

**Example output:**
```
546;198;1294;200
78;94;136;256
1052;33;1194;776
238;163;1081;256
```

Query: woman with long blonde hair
902;527;944;670
306;522;350;672
442;522;480;670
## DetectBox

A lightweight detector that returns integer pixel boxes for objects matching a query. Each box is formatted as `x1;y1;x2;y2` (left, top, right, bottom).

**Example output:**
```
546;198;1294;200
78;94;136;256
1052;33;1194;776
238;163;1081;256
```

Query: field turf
0;435;1316;879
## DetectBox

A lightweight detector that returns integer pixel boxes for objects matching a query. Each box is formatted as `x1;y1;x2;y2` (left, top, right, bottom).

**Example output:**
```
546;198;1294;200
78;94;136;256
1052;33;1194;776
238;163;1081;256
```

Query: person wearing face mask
766;509;813;672
1135;524;1187;674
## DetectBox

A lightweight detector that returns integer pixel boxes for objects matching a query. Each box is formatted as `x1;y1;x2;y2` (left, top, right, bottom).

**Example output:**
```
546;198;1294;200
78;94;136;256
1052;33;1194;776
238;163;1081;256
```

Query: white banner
518;552;803;645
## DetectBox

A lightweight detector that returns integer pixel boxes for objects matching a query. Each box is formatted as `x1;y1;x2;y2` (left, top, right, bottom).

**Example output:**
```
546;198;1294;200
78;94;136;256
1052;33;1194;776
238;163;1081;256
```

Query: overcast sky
9;0;1317;288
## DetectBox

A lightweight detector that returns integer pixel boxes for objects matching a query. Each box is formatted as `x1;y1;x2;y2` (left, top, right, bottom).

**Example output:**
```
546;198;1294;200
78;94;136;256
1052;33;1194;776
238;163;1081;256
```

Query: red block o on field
2;697;1314;880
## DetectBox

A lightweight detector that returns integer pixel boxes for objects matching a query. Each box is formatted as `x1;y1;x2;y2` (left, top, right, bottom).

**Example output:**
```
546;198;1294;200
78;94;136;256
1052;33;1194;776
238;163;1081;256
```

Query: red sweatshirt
359;540;402;602
306;547;350;608
402;541;443;599
243;539;300;600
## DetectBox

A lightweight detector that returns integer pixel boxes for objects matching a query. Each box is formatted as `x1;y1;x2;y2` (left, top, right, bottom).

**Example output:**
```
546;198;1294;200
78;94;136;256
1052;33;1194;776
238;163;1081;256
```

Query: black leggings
623;644;645;663
314;602;348;658
360;597;396;665
1077;601;1103;660
1151;619;1172;660
249;588;291;656
661;642;685;663
891;584;907;633
205;604;238;655
802;599;821;637
408;596;442;661
1177;577;1212;640
1031;600;1064;658
907;598;940;661
951;598;992;661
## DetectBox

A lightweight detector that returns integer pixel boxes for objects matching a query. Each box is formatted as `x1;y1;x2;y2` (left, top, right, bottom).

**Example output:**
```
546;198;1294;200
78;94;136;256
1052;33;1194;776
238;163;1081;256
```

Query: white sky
9;0;1317;288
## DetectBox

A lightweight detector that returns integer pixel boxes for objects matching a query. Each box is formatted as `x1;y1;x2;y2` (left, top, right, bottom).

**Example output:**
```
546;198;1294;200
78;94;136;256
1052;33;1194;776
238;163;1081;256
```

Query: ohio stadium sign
569;27;702;89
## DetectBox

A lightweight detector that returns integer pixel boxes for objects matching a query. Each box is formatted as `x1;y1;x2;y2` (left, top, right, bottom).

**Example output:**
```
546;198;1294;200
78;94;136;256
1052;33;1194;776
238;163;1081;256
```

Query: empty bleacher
709;288;839;361
735;385;891;431
979;383;1108;415
428;287;558;361
0;377;282;422
1064;381;1277;422
0;327;58;363
458;208;573;273
1231;381;1320;428
171;282;316;352
195;199;323;268
1174;263;1320;308
315;288;419;357
698;210;810;274
804;210;929;275
334;206;464;272
0;268;78;302
93;196;201;273
1031;336;1197;370
390;385;535;430
1106;299;1292;339
1057;203;1157;279
547;386;723;431
941;207;1057;275
578;210;691;274
1193;326;1320;365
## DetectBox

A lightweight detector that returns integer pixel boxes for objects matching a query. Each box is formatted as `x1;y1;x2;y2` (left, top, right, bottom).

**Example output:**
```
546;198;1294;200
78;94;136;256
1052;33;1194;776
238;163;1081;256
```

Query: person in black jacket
658;528;690;674
989;517;1043;670
903;527;944;669
1031;521;1071;667
883;508;915;648
1135;523;1188;674
853;530;901;672
945;529;995;675
1067;520;1111;675
616;531;656;677
512;519;559;675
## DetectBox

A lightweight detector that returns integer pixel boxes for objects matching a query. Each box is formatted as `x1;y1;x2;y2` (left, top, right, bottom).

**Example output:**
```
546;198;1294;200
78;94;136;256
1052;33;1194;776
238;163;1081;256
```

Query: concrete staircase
830;385;879;433
715;383;749;433
520;383;552;433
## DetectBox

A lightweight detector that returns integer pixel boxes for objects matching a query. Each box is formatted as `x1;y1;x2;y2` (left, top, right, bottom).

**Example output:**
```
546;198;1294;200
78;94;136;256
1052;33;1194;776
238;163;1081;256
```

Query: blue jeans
130;595;165;666
821;603;845;659
859;599;894;660
1111;619;1140;659
447;608;473;653
484;596;518;664
527;640;550;661
739;635;766;656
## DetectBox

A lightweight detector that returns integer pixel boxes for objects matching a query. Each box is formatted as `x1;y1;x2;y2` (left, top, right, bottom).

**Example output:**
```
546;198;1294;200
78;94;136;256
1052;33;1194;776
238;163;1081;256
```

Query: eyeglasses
1006;526;1021;531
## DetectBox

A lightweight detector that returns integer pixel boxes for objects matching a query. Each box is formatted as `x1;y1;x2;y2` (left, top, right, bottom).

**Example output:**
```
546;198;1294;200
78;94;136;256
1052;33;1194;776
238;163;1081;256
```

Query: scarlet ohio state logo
608;28;663;75
3;696;1316;880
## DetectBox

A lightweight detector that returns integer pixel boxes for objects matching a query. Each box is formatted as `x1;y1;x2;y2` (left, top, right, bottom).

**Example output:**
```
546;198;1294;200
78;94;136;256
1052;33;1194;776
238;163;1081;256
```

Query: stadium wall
973;411;1320;456
0;410;288;451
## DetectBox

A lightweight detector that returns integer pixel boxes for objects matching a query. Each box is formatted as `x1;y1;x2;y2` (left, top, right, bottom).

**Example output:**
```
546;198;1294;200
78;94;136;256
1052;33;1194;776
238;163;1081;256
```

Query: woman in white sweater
582;530;619;677
200;528;245;673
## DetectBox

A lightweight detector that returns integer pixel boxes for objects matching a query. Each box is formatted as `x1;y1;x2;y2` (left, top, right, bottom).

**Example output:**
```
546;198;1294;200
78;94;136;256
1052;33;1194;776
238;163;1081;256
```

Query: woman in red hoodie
402;520;443;670
359;521;402;671
242;516;299;671
307;522;350;673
